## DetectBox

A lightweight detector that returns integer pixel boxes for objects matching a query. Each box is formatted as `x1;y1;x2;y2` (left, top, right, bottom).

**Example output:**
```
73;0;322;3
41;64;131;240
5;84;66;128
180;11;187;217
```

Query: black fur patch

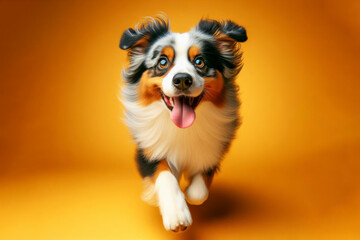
120;28;143;50
204;165;219;177
119;18;169;50
196;19;221;35
200;40;239;77
196;19;247;43
136;148;160;178
127;62;147;84
201;41;224;72
220;21;247;42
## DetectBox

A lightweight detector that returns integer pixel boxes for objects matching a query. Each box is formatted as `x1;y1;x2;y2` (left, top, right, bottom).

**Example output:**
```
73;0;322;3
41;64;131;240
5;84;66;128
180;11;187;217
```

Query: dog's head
120;16;247;128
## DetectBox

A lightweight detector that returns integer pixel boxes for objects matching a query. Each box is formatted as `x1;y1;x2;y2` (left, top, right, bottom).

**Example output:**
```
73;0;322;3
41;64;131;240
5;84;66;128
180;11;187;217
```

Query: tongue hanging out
170;96;196;128
161;93;204;128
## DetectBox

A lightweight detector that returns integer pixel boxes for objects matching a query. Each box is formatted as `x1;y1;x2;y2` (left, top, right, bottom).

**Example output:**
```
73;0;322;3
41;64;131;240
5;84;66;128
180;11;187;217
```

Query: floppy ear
119;28;148;50
196;19;247;43
119;17;169;53
196;19;247;53
216;21;247;53
219;21;247;43
196;19;221;36
196;19;247;79
120;28;145;50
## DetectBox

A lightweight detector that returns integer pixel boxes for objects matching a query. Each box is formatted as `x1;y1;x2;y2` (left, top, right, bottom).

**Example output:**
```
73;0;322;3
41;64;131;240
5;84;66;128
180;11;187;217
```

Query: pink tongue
170;97;196;128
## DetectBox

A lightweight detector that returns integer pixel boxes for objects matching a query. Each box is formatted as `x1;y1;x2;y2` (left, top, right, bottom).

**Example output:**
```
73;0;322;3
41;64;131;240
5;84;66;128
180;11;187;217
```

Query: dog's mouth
160;92;204;129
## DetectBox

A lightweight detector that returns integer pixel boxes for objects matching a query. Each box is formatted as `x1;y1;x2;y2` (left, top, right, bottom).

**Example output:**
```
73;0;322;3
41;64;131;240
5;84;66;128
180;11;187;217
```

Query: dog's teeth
170;98;174;107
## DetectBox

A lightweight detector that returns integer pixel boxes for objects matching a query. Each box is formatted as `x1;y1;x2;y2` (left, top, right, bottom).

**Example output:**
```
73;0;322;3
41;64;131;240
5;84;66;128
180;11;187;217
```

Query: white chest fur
122;90;239;176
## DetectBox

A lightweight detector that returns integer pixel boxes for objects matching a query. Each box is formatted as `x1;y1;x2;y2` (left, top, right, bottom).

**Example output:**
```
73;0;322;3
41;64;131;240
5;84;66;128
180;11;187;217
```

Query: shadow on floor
150;183;289;240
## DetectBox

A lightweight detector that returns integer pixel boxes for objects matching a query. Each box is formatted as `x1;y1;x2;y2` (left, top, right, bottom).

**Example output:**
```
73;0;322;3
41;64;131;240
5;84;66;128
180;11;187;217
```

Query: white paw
156;171;193;231
160;190;192;231
185;173;209;205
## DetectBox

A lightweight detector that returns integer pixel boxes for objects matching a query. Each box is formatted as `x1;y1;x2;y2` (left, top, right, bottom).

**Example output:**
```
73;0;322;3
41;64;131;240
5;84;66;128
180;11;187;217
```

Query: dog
119;16;247;232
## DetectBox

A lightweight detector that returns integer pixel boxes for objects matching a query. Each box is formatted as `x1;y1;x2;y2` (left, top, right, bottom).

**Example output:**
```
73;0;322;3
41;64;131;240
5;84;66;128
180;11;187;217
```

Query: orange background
0;0;359;239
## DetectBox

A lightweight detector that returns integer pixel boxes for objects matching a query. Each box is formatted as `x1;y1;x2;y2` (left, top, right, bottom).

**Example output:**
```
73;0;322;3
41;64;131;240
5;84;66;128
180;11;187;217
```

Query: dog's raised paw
160;187;192;231
172;225;188;232
185;173;209;205
156;172;193;231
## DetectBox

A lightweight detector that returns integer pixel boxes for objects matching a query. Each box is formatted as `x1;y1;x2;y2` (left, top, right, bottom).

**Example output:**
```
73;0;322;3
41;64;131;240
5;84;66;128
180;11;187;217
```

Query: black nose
173;73;193;91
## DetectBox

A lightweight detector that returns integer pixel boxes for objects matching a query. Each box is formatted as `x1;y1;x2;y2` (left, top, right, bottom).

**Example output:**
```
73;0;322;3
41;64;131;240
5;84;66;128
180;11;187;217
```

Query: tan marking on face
138;47;174;107
203;70;225;107
138;62;175;106
188;46;201;61
161;46;174;62
138;70;163;106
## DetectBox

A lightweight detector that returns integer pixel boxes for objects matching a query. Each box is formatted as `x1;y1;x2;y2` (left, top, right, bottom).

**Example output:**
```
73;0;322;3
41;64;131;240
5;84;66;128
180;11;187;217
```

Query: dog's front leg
185;169;216;205
154;160;192;232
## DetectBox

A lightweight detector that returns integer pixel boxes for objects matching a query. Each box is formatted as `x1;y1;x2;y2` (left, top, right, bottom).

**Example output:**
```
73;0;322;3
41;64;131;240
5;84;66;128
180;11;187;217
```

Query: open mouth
160;92;204;129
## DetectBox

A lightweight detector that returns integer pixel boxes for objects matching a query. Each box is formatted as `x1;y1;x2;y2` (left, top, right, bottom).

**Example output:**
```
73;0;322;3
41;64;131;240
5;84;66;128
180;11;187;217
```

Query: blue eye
194;57;205;68
158;56;169;69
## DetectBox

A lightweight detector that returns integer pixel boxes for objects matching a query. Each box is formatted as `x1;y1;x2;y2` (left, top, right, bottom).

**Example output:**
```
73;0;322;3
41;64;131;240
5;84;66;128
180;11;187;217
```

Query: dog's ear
196;19;247;46
196;19;221;36
196;19;247;79
119;17;169;53
219;21;247;43
217;21;247;53
119;28;148;50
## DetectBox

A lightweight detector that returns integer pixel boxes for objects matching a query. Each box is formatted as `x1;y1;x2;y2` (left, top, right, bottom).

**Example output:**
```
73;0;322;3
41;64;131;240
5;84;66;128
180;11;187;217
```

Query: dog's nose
173;73;193;91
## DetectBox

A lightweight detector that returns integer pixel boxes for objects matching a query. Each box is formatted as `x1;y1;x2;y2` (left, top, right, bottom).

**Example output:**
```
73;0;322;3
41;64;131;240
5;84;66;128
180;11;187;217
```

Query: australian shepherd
119;16;247;232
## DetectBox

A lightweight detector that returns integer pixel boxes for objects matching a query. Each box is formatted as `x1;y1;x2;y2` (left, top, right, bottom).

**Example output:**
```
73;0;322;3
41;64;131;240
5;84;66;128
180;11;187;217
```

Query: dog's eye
157;56;169;70
194;56;205;69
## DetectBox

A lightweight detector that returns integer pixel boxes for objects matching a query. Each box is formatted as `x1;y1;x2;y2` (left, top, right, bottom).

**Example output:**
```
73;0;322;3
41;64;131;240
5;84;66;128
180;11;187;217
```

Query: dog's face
120;18;247;128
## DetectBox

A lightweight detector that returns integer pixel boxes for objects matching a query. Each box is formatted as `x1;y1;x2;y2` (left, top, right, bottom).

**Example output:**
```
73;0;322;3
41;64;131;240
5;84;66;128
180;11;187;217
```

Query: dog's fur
119;16;247;232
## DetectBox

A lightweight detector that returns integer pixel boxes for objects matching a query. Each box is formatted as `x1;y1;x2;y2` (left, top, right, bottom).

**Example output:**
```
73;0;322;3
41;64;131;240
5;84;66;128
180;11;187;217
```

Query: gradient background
0;0;359;239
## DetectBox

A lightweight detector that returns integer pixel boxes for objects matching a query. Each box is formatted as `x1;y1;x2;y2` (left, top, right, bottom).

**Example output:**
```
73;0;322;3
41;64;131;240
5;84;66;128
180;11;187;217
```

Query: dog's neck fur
122;83;240;176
